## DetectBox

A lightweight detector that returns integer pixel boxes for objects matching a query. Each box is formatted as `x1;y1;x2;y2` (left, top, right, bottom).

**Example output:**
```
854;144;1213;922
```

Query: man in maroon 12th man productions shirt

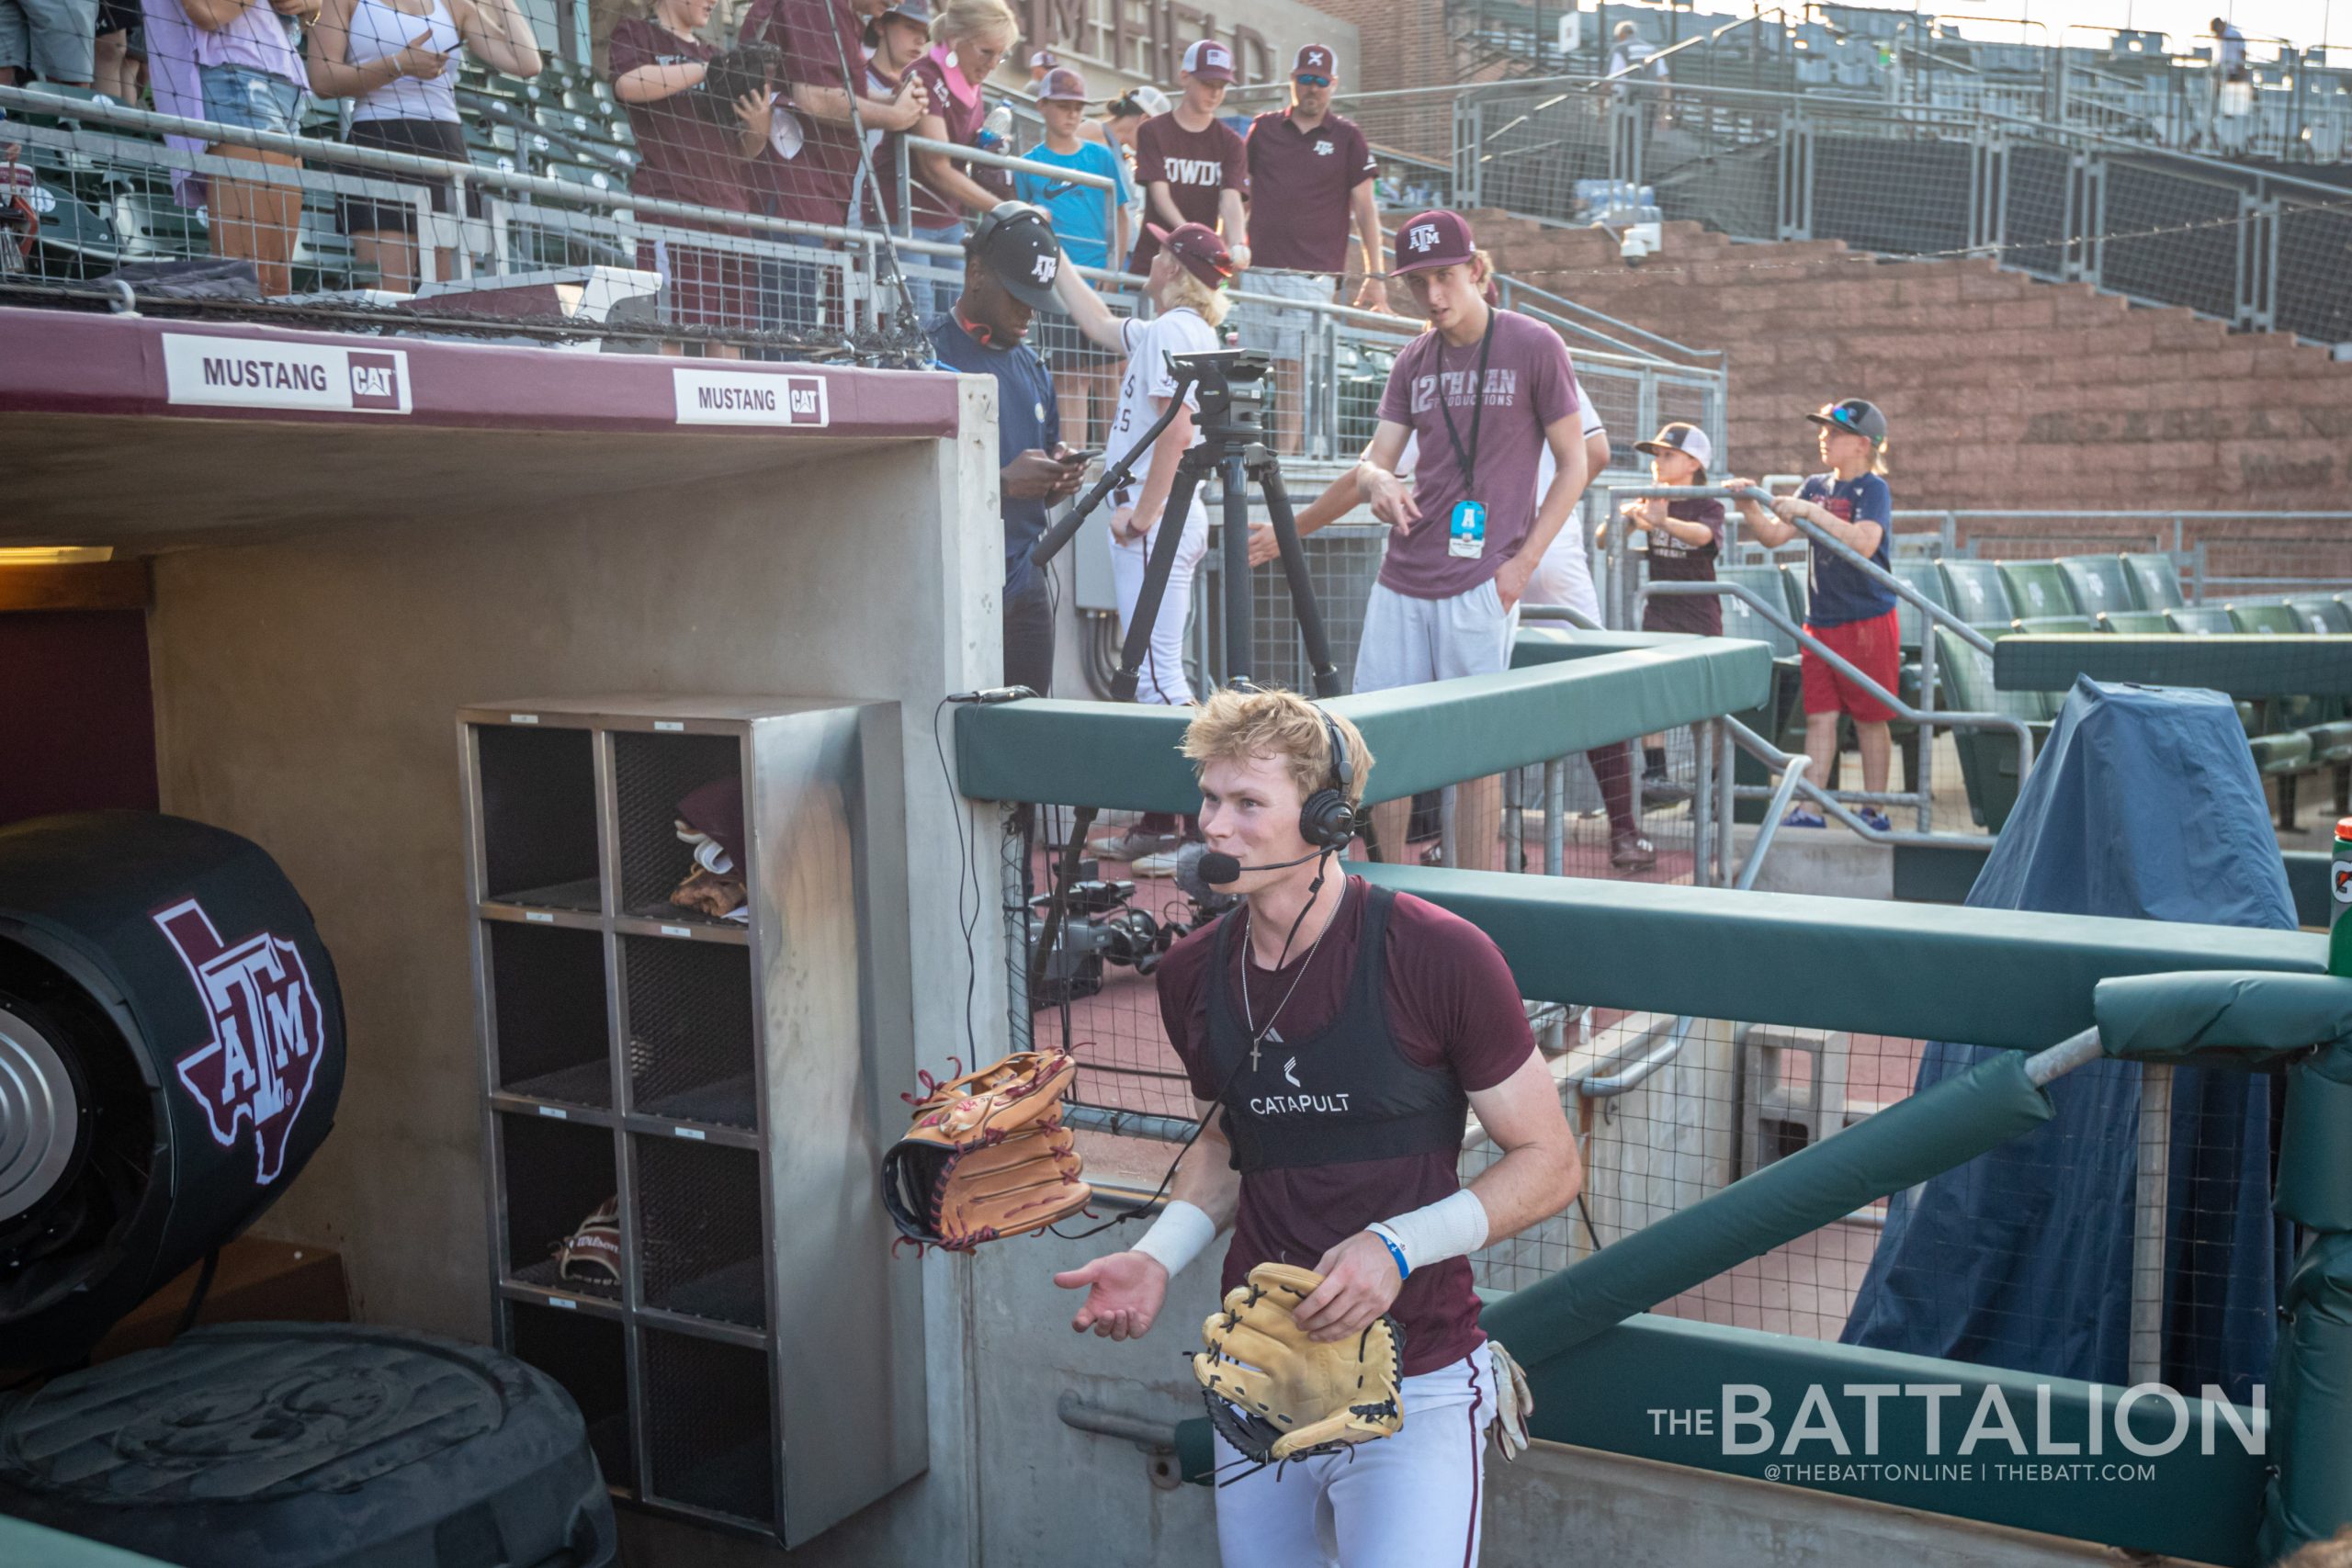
1127;38;1250;276
1055;686;1581;1567
1238;42;1385;453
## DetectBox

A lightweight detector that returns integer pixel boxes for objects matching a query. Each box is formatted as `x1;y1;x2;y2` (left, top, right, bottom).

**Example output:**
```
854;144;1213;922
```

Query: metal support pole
1717;718;1736;884
2130;1060;2174;1387
1692;718;1716;888
1440;784;1460;869
1544;759;1566;876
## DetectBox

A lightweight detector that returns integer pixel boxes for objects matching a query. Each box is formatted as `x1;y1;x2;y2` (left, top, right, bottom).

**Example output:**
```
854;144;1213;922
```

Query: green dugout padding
1353;863;2326;1048
2092;970;2352;1069
0;1519;172;1567
1508;626;1720;666
1477;1050;2052;1366
1178;1313;2268;1566
2264;1231;2352;1563
1994;636;2352;696
953;638;1772;812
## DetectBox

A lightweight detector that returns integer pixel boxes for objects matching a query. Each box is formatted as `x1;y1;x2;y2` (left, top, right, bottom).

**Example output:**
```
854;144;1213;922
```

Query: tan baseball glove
880;1049;1091;1251
1193;1262;1406;1467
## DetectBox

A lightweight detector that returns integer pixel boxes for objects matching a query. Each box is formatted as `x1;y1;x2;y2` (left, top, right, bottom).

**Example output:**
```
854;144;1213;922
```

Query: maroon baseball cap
1293;43;1336;78
1393;209;1477;276
1036;65;1089;103
1182;39;1236;83
1147;221;1235;286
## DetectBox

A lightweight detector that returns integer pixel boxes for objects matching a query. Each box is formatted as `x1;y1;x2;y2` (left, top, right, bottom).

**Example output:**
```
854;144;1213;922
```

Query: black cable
932;696;983;1065
173;1247;221;1339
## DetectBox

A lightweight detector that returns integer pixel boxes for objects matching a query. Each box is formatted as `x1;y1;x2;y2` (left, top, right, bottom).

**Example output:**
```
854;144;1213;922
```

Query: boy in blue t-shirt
1730;398;1900;830
1015;64;1131;447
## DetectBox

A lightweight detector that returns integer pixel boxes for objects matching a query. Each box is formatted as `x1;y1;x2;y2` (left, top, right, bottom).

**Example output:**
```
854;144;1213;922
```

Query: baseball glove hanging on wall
880;1049;1091;1251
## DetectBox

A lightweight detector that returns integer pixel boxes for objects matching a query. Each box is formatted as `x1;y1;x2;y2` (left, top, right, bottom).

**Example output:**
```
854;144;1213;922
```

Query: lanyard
1434;310;1497;488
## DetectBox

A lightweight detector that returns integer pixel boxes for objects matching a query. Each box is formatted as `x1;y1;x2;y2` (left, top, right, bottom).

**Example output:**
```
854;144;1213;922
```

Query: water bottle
977;103;1013;152
2332;818;2352;977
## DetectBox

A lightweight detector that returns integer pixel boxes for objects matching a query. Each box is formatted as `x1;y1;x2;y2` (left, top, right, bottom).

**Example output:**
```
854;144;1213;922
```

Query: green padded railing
953;637;1772;813
1992;635;2352;696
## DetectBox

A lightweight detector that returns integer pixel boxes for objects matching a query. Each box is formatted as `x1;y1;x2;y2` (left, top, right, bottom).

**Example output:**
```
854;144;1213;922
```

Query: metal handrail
1495;275;1724;365
1736;754;1812;889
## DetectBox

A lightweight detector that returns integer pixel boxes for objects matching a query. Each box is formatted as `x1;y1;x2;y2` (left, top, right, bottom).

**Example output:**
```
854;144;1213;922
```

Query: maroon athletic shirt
1157;875;1535;1375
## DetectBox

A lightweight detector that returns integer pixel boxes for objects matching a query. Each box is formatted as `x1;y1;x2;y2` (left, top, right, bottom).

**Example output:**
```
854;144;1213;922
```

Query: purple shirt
740;0;863;226
142;0;307;206
1243;109;1374;274
1374;308;1581;600
1127;112;1246;273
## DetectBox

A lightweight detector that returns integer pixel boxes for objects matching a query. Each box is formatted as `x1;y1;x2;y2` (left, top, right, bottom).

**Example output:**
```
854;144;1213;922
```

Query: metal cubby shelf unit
461;696;922;1547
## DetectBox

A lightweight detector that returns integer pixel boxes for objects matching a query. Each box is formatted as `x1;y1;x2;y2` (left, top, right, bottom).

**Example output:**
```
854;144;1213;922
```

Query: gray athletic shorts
1228;269;1334;366
1352;577;1521;695
0;0;96;83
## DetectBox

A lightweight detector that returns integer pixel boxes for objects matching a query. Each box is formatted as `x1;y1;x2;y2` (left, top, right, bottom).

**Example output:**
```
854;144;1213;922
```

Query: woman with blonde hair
896;0;1016;312
1049;219;1233;865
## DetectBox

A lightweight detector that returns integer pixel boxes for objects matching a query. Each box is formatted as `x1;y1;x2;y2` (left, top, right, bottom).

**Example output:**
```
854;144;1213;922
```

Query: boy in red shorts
1729;398;1897;830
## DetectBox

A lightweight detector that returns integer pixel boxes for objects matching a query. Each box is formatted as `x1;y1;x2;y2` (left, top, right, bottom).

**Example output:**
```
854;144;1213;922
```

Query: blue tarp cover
1841;678;2292;1403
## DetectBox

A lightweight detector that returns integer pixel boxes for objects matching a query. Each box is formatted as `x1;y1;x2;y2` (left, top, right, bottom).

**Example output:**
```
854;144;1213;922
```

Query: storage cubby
467;697;920;1546
612;730;743;920
631;1133;765;1330
620;935;755;1127
640;1328;775;1526
489;921;613;1108
506;1302;635;1492
476;723;602;911
496;1111;619;1302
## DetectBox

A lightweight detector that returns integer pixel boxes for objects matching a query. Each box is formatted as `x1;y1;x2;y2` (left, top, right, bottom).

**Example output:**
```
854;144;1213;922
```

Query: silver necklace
1240;882;1341;1073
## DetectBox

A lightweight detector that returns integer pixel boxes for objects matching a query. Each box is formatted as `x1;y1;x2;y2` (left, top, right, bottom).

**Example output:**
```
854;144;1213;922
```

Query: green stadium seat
2122;553;2188;610
1714;564;1809;781
1932;624;2049;830
2249;730;2316;777
1998;560;2079;619
1890;558;1947;651
1717;564;1801;659
2010;615;2095;637
2058;556;2138;618
2165;605;2234;636
2098;612;2173;634
2288;597;2352;636
1936;558;2014;626
2229;603;2304;637
1777;560;1809;625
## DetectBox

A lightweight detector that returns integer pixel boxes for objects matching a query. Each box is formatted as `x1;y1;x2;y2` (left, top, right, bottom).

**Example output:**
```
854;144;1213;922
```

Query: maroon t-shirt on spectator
1128;112;1247;273
903;49;984;226
607;17;752;216
1243;109;1374;274
1642;498;1726;636
1375;308;1580;600
1157;876;1536;1377
740;0;861;225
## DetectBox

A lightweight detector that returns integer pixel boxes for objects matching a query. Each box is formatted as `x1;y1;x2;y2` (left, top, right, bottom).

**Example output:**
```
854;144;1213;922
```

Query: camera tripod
1023;347;1347;1002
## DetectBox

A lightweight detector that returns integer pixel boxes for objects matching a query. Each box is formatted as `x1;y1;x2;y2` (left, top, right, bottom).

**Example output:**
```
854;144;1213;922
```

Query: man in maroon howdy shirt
1127;38;1250;276
1055;686;1582;1566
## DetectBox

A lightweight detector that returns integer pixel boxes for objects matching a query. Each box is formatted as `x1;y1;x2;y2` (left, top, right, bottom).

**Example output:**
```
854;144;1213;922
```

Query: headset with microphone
1192;706;1356;886
953;200;1057;347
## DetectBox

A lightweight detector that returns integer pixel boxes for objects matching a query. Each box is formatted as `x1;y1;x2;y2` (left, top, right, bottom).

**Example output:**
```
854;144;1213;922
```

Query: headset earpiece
1297;708;1356;850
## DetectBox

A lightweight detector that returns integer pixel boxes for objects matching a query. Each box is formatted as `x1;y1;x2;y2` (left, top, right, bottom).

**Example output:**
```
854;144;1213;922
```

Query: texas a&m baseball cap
1182;39;1235;83
1393;209;1477;276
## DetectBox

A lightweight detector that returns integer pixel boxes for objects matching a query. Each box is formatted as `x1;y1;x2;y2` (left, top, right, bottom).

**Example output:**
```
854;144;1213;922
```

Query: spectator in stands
1100;83;1161;243
851;0;933;305
1015;63;1126;446
308;0;541;293
609;0;778;353
1023;45;1050;88
1604;20;1668;127
899;0;1020;277
1238;42;1382;456
1050;219;1234;867
1127;39;1247;276
1;0;94;88
142;0;311;295
740;0;929;331
924;201;1085;695
93;3;145;101
2211;17;2249;82
1594;422;1723;804
1346;210;1598;872
1268;325;1646;871
1728;399;1898;830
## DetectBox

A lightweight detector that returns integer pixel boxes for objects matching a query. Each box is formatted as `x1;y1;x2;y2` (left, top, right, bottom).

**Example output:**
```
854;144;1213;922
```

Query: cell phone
1058;447;1102;465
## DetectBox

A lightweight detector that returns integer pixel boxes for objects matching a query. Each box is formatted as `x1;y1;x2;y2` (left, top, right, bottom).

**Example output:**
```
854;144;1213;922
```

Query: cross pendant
1250;1040;1261;1073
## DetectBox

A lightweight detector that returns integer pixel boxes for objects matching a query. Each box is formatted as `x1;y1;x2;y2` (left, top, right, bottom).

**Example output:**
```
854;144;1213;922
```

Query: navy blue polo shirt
1798;471;1896;627
925;309;1061;598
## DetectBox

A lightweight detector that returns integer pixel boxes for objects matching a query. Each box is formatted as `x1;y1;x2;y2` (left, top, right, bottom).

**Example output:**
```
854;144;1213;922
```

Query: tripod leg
1221;452;1252;687
1256;459;1343;698
1030;458;1209;1004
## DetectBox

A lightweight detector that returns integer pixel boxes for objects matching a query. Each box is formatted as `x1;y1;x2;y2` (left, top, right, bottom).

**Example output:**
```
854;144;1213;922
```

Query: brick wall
1464;215;2352;583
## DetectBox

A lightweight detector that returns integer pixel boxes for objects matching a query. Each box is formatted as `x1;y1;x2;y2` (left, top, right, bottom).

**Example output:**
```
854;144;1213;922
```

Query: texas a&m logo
153;897;324;1186
1032;253;1058;284
1406;223;1442;254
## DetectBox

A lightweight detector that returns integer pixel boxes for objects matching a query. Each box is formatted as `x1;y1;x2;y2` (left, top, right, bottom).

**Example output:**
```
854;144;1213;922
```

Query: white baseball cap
1634;422;1713;469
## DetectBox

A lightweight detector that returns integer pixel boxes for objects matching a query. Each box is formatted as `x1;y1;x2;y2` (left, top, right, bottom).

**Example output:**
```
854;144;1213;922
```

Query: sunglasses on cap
1295;73;1330;86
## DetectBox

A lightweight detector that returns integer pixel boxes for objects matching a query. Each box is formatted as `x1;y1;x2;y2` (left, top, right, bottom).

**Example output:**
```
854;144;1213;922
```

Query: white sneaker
1127;845;1194;878
1091;829;1180;863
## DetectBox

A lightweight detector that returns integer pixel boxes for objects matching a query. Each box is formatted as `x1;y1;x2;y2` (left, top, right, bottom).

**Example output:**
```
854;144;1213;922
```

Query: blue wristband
1366;1224;1410;1281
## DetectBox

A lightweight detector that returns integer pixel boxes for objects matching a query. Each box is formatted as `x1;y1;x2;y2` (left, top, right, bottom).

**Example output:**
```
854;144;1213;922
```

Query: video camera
1023;870;1239;1009
1167;347;1272;445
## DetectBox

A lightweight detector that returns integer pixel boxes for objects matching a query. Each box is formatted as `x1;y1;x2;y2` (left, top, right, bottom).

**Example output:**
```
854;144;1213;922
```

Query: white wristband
1374;1189;1490;1275
1128;1199;1218;1280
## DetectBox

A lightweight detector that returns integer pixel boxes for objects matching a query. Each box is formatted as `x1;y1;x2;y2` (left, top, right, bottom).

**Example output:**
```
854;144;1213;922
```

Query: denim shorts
198;62;304;138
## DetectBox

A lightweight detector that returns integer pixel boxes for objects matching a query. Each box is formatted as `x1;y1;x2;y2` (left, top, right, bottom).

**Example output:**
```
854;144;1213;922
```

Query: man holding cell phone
925;200;1090;694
